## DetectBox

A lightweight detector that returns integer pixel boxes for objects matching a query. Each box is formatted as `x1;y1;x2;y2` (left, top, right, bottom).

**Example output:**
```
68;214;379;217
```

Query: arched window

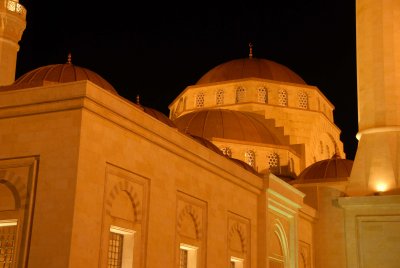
298;91;308;109
258;87;268;103
268;153;280;173
236;87;246;103
216;89;224;105
221;147;232;158
245;150;255;167
320;141;324;154
195;92;205;108
326;145;331;158
289;157;295;173
278;89;288;106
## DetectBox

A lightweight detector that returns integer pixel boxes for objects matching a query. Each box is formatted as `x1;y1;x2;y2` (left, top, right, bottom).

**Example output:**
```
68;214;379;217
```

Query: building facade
0;1;399;268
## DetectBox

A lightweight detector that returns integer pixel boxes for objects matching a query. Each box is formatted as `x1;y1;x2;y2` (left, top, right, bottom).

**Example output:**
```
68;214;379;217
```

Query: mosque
0;0;399;267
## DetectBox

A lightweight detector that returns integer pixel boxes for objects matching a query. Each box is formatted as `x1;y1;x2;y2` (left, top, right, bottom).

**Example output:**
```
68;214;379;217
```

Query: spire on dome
249;42;253;59
136;94;140;105
67;53;72;64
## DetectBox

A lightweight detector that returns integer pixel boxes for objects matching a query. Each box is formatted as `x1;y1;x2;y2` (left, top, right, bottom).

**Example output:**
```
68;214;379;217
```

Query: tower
0;0;26;86
348;0;400;195
338;1;400;267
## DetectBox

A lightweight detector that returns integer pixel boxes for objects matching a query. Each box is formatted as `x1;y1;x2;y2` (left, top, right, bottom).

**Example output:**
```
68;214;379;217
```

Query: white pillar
0;0;26;86
349;0;400;195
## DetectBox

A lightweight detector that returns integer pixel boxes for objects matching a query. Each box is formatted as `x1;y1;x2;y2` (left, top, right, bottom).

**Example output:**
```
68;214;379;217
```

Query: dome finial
332;151;341;159
136;94;140;105
248;42;253;59
67;52;72;64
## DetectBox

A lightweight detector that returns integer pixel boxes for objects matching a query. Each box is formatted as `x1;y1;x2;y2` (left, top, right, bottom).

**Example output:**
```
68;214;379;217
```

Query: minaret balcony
1;0;26;18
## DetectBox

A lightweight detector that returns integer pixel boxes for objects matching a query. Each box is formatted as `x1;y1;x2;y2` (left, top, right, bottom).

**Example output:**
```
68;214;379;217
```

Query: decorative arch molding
326;132;339;157
299;241;311;268
0;170;27;209
228;222;247;253
273;218;289;264
102;164;150;268
311;130;341;162
0;157;39;268
105;179;142;223
0;179;20;210
177;204;202;240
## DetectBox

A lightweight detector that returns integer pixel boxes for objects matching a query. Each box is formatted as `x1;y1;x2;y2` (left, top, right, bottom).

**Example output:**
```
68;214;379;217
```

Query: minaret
348;0;400;195
0;0;26;86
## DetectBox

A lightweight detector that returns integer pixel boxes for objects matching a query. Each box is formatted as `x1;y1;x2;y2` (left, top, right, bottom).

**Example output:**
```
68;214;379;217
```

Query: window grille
258;87;268;103
0;223;17;268
236;87;246;103
216;89;224;105
298;91;308;109
278;89;288;106
180;249;188;268
268;153;279;170
196;92;205;108
245;150;255;167
221;147;232;158
108;232;124;268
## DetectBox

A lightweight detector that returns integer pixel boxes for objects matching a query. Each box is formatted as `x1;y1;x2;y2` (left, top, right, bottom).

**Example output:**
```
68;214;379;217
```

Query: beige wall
339;195;400;268
0;102;82;266
0;81;316;268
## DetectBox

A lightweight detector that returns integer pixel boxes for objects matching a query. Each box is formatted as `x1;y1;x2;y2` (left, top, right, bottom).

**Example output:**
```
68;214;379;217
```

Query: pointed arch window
326;145;331;158
258;87;268;103
298;91;308;109
268;153;280;174
245;150;255;167
221;147;232;158
195;92;205;108
278;89;288;106
216;89;224;105
236;87;246;103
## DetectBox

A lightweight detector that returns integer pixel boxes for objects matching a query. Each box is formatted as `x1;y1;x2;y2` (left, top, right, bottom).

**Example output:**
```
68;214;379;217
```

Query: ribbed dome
189;134;259;176
189;135;224;155
293;154;353;184
174;109;289;145
196;58;306;85
1;63;117;94
229;158;260;176
142;106;176;127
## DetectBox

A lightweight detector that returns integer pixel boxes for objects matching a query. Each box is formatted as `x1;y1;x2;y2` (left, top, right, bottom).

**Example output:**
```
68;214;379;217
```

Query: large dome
1;63;118;94
196;58;306;85
173;109;289;145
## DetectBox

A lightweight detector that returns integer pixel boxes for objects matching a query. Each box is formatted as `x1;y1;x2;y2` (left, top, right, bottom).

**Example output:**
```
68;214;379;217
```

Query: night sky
16;1;358;160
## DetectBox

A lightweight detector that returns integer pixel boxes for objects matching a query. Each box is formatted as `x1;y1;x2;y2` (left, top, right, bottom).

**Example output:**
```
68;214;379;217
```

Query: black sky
16;1;358;160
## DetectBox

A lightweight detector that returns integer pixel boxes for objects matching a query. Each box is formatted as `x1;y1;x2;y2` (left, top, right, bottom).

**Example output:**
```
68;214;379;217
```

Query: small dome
229;158;260;176
196;58;306;85
174;109;289;145
189;135;224;155
293;154;353;184
188;134;260;176
1;63;118;94
142;106;176;127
